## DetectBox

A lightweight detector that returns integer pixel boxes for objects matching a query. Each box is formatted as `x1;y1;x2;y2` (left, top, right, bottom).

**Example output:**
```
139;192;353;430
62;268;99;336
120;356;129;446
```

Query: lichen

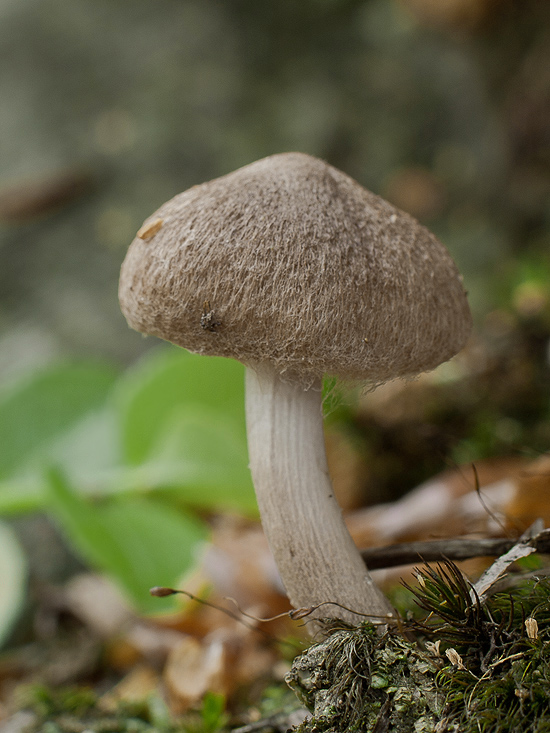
286;622;443;732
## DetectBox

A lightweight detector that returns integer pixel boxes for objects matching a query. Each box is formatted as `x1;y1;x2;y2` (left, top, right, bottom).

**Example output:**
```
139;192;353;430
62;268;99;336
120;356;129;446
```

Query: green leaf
0;476;48;514
0;351;254;518
115;347;246;465
0;363;118;480
0;405;257;516
201;692;228;733
0;520;27;648
46;407;121;480
142;407;257;514
0;404;122;515
45;469;208;614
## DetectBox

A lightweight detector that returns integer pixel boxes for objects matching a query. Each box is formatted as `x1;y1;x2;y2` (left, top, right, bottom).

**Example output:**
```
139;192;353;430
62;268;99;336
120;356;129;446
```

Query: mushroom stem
245;364;393;628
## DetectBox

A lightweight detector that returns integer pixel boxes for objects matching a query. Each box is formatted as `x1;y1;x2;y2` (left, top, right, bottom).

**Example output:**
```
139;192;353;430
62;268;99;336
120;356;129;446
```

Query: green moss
14;683;228;733
16;684;97;718
286;623;443;732
286;566;550;732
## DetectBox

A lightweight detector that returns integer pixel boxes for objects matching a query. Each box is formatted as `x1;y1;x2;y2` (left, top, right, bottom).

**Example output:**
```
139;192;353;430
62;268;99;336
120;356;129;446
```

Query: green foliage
16;683;229;733
198;693;229;733
18;684;97;719
0;520;27;646
0;347;256;616
46;469;207;613
0;363;118;509
116;348;246;465
0;348;255;514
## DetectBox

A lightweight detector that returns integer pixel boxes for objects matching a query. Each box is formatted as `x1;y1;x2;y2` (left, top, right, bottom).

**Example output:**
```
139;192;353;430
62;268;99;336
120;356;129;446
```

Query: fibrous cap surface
119;152;472;383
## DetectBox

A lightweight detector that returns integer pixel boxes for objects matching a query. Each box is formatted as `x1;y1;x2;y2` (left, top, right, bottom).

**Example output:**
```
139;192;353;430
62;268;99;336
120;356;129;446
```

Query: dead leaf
507;454;550;529
346;457;526;548
164;633;231;714
100;664;160;712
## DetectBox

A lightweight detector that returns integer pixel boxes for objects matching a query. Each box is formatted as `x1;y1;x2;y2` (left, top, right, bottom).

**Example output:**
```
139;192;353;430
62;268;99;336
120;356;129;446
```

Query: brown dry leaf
64;574;134;639
397;0;503;31
474;539;537;600
65;573;188;671
137;218;164;240
164;623;280;714
100;664;160;712
101;621;188;674
103;637;143;672
151;530;300;690
197;516;292;625
507;454;550;529
164;633;231;714
346;453;550;588
154;517;295;712
346;457;527;548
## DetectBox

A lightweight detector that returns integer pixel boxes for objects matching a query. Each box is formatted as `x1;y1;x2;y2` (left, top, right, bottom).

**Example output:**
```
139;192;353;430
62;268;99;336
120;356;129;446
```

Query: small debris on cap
137;217;163;240
201;300;221;332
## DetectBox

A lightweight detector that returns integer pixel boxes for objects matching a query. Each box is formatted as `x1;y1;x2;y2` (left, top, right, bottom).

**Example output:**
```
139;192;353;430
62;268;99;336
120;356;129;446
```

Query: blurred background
0;0;550;720
1;0;549;372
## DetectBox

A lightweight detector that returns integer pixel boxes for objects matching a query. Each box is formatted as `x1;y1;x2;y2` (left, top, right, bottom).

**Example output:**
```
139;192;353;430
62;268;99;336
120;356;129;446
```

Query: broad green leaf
0;521;27;648
0;407;122;514
142;407;257;514
46;407;121;479
46;469;207;614
0;476;49;514
98;500;207;614
0;407;257;516
0;363;117;480
115;348;246;465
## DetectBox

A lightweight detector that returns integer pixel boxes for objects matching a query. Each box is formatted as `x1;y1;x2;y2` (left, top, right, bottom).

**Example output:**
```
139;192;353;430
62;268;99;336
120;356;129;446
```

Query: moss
13;683;228;733
286;623;443;732
286;566;550;732
16;684;97;719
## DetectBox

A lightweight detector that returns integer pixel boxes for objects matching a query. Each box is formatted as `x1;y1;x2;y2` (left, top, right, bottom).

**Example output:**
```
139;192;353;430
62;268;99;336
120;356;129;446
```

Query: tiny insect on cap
119;152;472;384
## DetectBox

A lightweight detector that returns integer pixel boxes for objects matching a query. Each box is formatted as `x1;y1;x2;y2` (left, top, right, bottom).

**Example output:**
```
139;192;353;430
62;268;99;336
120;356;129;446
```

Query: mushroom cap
119;153;472;383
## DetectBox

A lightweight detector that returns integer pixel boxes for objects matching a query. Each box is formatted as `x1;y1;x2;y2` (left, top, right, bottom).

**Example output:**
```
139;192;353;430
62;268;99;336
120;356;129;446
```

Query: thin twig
360;529;550;569
232;709;308;733
472;463;510;536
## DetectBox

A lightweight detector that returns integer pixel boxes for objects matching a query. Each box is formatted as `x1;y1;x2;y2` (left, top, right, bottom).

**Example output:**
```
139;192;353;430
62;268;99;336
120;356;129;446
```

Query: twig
231;709;308;733
360;529;550;569
472;462;509;536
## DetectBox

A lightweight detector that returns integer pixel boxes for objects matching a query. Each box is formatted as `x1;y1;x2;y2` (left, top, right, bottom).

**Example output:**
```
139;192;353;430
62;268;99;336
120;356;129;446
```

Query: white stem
245;364;393;627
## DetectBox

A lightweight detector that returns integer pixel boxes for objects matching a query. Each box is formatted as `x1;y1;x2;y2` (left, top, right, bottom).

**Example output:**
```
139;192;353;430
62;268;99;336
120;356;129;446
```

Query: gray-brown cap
119;152;472;383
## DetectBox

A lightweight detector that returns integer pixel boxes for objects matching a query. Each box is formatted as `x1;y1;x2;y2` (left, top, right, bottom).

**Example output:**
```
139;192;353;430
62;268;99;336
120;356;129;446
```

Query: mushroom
119;153;472;627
